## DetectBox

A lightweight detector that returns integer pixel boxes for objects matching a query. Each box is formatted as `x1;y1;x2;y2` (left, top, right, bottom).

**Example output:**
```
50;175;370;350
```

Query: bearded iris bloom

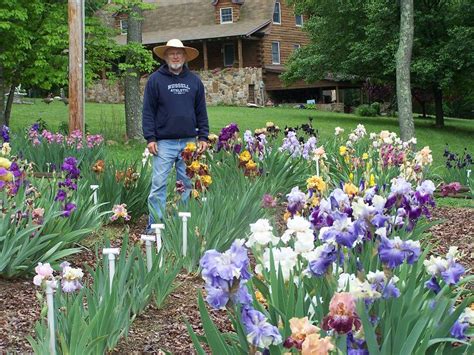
378;236;420;268
241;307;282;348
322;292;361;334
200;239;251;309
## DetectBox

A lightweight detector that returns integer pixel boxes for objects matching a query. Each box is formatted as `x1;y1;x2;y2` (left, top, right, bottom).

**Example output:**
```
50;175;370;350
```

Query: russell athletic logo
168;83;190;95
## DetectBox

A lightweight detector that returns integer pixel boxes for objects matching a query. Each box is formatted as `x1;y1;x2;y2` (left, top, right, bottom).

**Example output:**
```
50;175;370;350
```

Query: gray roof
116;0;275;45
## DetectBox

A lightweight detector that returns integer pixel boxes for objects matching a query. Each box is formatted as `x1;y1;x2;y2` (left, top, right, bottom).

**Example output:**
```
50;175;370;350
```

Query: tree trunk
433;84;444;128
4;83;16;127
124;4;143;141
396;0;415;142
0;64;5;126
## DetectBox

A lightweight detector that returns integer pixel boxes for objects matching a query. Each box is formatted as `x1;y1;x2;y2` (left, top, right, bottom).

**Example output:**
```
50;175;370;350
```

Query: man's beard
169;63;184;71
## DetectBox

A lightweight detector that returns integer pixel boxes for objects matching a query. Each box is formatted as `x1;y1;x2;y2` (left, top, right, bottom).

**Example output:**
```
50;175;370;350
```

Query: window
293;44;301;51
271;42;280;64
295;14;303;27
223;43;235;66
220;8;233;24
273;1;281;24
119;19;128;35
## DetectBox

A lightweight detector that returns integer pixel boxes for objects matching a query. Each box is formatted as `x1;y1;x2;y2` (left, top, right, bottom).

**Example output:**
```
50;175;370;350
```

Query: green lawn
10;100;474;166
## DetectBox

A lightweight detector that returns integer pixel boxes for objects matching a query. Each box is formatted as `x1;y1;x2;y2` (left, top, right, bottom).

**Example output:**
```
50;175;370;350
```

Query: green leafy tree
0;0;122;126
284;0;474;127
108;0;155;141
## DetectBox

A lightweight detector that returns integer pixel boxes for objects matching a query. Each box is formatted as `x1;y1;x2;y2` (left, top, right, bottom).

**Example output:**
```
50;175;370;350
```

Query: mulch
1;206;472;353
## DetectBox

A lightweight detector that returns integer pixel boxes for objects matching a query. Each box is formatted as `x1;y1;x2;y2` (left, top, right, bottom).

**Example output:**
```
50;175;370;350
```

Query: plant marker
202;197;207;202
140;235;156;272
178;212;191;256
102;248;120;290
468;169;471;179
90;185;99;205
45;280;57;355
151;223;165;266
151;223;165;253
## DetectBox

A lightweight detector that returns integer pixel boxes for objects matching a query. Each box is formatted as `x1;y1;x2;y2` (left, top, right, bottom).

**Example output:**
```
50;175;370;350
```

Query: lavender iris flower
286;186;306;215
241;306;282;348
440;263;465;285
450;320;468;340
425;276;441;294
378;237;420;269
308;243;337;277
200;239;251;310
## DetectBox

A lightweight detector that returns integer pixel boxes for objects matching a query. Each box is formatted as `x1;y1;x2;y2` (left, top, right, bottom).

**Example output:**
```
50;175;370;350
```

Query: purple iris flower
241;306;282;348
61;157;80;179
58;178;77;191
9;162;21;178
440;263;465;285
55;189;67;202
31;123;40;131
61;202;76;217
308;243;337;277
425;277;441;294
1;125;10;142
450;320;468;340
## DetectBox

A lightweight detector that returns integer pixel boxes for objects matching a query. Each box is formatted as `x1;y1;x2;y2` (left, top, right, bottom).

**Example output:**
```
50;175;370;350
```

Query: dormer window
295;14;303;27
119;19;128;35
220;8;233;24
273;0;281;24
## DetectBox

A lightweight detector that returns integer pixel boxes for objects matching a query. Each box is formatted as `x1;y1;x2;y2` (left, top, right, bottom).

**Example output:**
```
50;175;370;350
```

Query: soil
1;206;472;353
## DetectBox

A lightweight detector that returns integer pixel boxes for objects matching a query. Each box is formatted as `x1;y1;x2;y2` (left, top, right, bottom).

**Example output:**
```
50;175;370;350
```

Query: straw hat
153;39;199;62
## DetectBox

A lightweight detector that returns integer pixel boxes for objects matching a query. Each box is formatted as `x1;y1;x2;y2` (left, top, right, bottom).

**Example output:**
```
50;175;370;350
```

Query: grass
8;100;473;208
11;100;473;165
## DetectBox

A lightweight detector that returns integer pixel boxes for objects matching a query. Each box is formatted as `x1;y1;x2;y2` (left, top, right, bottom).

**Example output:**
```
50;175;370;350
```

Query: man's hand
197;140;208;154
147;141;158;156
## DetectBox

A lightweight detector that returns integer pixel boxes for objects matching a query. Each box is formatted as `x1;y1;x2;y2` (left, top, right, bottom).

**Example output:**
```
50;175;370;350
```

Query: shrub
355;104;378;117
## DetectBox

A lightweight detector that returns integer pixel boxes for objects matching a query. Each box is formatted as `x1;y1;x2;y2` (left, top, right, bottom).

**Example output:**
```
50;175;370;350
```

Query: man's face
165;48;186;70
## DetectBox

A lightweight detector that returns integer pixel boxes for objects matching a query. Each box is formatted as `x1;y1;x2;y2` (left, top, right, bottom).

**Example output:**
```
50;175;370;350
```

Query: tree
109;0;155;141
284;0;474;126
124;4;144;141
0;0;121;127
396;0;415;141
0;0;69;126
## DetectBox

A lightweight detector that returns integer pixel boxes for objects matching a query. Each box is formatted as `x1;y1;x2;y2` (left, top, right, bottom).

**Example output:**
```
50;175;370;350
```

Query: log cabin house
111;0;360;108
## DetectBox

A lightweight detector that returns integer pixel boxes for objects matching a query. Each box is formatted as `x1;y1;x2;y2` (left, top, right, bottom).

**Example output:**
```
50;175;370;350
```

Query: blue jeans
148;138;194;226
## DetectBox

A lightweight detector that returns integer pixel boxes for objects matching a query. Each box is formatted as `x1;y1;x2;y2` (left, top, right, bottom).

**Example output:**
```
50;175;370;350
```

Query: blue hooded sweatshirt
142;64;209;143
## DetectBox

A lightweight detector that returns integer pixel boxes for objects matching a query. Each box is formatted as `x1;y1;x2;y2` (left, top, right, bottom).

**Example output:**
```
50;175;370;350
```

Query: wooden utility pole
68;0;85;134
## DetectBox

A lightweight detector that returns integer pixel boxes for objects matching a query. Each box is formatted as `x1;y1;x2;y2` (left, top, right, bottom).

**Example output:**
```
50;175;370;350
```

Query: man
142;39;209;226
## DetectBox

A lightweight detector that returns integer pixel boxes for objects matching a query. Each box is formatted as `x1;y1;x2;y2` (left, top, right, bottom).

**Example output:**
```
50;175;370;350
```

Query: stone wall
199;67;264;106
86;67;264;106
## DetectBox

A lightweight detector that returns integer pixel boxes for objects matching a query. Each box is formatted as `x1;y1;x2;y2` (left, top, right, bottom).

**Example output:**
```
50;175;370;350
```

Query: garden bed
1;205;472;353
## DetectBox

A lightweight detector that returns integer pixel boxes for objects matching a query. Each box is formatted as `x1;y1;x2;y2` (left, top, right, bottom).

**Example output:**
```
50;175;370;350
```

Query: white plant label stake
467;169;471;179
141;235;156;272
102;248;120;291
151;223;165;267
178;212;191;256
46;280;57;355
90;185;99;205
